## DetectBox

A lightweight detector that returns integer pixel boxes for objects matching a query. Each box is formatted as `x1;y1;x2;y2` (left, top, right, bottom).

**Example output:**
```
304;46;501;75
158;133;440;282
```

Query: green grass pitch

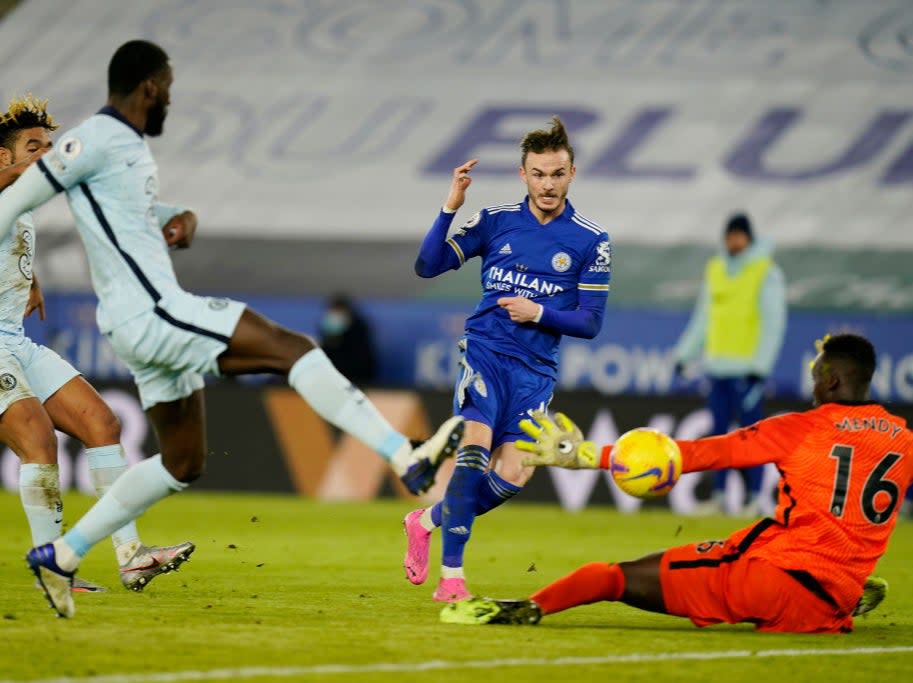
0;491;910;682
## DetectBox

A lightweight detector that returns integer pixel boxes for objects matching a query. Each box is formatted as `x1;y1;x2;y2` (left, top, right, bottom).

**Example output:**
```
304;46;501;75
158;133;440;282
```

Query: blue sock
440;445;489;569
475;471;522;514
429;471;522;527
430;501;443;527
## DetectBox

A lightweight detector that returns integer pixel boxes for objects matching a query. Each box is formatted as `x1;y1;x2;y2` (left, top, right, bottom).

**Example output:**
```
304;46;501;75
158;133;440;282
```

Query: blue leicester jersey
34;107;185;332
0;210;34;336
447;198;610;377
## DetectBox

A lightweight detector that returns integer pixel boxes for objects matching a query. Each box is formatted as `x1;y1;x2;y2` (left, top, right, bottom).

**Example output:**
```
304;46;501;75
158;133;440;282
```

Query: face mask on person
321;310;351;336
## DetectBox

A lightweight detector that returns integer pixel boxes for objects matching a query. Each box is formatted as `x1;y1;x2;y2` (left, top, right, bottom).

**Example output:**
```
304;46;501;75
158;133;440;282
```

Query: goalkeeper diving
441;333;908;633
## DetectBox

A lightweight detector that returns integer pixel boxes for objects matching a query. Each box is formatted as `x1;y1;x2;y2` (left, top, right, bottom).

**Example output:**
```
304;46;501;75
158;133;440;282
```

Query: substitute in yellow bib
673;213;787;516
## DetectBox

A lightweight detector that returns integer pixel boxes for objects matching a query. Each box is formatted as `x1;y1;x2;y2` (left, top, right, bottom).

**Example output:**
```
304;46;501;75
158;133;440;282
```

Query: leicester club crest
551;252;571;272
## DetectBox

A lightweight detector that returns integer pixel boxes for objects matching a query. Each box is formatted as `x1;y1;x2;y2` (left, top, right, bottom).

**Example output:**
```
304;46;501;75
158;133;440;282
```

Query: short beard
144;103;167;136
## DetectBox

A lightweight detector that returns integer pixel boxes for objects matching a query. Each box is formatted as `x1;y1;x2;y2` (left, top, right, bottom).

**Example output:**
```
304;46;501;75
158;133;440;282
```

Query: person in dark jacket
319;294;378;385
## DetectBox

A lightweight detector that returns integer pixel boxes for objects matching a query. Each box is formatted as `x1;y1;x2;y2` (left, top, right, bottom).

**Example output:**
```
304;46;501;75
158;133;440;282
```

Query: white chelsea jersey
35;107;185;332
0;210;35;335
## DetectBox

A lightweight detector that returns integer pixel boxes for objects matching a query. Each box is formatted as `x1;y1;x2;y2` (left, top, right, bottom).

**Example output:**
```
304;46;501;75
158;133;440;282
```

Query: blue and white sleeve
576;234;612;298
537;234;611;339
415;208;487;277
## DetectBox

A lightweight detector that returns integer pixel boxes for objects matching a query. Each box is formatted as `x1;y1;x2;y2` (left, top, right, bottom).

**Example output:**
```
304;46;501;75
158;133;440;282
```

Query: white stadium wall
0;0;911;248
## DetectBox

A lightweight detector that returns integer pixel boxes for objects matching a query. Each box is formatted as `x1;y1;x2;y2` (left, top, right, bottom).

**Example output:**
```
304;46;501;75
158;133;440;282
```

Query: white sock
419;507;437;532
441;566;465;580
86;445;142;565
59;454;186;570
288;349;409;472
18;463;62;545
52;537;80;573
389;442;416;477
115;539;142;566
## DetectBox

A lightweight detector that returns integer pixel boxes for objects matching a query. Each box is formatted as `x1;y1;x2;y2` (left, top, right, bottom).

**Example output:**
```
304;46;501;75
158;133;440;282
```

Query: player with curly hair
0;41;463;618
0;95;194;594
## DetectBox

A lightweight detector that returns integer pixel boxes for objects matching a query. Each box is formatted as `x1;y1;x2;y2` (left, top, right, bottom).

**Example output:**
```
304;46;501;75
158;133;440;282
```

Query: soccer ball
609;428;682;498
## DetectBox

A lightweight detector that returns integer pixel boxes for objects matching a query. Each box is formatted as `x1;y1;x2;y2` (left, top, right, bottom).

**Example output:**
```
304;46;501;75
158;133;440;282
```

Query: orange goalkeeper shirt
673;402;912;614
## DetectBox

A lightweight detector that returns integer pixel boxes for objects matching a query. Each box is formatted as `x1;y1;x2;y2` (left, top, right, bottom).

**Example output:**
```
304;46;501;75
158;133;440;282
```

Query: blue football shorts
452;337;554;451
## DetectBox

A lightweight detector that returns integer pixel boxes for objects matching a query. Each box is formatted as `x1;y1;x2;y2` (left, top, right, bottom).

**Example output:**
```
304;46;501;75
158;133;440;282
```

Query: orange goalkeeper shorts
659;538;853;634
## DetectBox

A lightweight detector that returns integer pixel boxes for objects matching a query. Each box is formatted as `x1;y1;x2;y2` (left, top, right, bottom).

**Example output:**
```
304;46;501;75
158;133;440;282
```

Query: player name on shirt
485;266;565;297
834;416;905;438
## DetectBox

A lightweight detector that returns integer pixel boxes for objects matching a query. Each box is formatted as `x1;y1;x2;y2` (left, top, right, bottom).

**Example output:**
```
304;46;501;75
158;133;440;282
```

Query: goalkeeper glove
516;411;599;469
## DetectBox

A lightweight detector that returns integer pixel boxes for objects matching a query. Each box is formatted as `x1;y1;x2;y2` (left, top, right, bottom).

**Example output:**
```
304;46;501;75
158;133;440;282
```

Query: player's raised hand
497;296;541;323
163;211;198;249
517;411;599;469
444;159;479;212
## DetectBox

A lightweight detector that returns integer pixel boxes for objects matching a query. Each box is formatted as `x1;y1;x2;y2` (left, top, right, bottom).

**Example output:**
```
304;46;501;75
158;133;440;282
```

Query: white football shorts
0;333;80;413
106;291;246;409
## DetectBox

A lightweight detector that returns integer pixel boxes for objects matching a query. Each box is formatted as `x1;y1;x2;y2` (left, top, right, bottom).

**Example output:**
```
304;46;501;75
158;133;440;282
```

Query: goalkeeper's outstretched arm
518;410;806;472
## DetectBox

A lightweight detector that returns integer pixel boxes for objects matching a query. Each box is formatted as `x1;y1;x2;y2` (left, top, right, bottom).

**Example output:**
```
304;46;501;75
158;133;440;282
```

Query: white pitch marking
5;646;913;683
